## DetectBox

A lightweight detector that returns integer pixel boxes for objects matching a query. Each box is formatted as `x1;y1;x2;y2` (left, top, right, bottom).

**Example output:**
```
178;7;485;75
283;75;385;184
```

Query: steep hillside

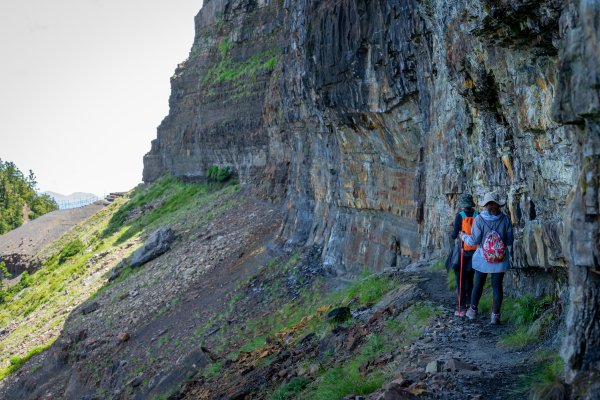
0;177;286;398
0;177;567;399
143;0;600;397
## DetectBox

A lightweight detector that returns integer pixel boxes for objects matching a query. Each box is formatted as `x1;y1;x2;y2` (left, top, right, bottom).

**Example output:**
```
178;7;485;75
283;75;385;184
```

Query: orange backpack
460;210;479;251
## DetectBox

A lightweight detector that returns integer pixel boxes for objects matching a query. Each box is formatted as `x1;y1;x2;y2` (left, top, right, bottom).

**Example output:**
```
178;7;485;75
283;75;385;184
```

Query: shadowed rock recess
143;0;600;395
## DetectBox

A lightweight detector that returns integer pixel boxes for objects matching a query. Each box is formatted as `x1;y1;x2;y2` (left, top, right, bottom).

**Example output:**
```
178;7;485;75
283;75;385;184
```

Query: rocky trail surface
173;267;554;400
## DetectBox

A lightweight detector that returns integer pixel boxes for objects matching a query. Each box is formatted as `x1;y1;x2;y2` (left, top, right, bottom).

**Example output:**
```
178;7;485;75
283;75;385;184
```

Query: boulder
130;227;175;268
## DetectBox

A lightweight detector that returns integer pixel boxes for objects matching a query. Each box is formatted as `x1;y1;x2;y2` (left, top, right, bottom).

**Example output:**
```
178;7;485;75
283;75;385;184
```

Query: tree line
0;159;58;235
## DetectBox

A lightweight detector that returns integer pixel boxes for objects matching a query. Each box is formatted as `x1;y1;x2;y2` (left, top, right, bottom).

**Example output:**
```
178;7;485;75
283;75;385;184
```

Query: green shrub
207;166;233;183
58;239;86;264
0;161;58;234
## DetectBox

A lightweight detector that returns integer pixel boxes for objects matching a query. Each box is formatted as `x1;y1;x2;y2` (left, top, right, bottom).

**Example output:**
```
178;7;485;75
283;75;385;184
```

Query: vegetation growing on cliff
0;160;58;234
201;38;278;86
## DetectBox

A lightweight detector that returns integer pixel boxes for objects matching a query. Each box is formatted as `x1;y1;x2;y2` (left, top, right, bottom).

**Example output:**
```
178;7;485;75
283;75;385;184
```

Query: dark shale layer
143;0;599;395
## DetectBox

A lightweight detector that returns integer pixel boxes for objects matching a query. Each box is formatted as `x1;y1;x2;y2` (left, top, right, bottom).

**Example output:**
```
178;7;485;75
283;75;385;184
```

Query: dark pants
454;254;473;310
470;271;505;314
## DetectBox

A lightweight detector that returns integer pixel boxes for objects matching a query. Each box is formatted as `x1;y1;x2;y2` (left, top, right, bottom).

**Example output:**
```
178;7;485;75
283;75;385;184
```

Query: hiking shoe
465;307;477;320
490;313;501;325
454;309;466;317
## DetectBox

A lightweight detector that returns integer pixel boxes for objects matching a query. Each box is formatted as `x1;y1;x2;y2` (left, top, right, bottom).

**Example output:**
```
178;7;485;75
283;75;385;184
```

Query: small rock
117;332;130;342
426;360;444;373
240;365;254;376
458;369;484;377
81;302;100;315
278;368;289;378
127;374;144;387
443;358;478;372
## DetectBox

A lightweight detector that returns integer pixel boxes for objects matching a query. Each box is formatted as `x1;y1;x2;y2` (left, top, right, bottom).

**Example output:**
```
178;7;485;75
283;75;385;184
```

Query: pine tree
0;160;58;235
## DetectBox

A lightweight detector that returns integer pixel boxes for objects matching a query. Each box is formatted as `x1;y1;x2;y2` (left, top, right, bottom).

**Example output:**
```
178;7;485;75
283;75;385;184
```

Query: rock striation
143;0;600;394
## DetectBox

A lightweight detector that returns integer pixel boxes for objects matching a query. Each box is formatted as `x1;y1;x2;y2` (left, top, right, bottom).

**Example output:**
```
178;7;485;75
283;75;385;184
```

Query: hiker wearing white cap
460;192;513;325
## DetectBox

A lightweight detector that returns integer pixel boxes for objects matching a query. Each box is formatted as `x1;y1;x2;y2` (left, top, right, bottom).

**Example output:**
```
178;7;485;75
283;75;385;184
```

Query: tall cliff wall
143;0;600;395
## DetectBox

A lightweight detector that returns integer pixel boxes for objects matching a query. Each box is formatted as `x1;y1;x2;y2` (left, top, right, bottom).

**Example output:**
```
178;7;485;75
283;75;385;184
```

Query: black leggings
454;267;474;309
470;271;505;314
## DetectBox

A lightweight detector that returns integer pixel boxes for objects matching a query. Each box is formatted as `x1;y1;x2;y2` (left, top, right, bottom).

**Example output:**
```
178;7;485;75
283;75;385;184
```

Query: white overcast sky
0;0;204;196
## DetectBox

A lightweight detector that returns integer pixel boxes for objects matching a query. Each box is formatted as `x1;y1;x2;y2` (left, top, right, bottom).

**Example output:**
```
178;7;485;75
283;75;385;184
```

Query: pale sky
0;0;204;196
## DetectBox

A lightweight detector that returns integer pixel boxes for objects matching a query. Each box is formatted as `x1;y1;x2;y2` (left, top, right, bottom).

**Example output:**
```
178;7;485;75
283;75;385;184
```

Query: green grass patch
0;341;53;380
103;176;239;243
57;239;86;264
514;351;565;400
203;361;223;379
447;269;457;290
240;335;268;353
428;257;446;272
503;294;554;325
333;273;397;308
201;39;278;86
385;303;441;342
499;295;555;348
298;334;386;400
269;377;310;400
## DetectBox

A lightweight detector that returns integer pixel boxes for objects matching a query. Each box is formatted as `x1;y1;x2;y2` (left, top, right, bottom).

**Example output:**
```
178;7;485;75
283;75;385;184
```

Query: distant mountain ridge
42;191;101;210
42;191;98;202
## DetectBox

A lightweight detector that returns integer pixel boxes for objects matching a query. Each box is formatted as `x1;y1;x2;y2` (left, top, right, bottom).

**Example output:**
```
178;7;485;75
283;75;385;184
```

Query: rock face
143;0;600;393
142;0;285;183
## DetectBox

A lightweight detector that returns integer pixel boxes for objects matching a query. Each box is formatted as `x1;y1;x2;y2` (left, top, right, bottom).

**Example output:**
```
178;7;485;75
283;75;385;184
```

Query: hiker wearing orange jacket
461;192;514;325
449;193;478;317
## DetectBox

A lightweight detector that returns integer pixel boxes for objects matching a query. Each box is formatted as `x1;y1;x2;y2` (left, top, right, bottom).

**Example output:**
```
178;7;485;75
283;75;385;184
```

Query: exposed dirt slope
0;204;105;257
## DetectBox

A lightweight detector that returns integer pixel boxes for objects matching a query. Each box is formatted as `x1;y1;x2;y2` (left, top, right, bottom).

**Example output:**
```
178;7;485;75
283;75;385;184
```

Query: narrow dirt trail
415;271;531;399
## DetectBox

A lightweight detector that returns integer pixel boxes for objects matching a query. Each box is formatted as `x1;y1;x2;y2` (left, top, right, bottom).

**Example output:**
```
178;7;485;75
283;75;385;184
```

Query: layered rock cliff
143;0;600;395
